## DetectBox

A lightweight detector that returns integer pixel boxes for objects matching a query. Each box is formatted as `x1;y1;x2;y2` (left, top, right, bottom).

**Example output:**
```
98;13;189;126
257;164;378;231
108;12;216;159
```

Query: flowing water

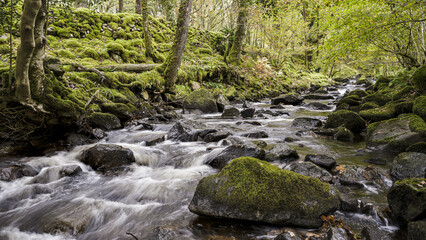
0;79;400;239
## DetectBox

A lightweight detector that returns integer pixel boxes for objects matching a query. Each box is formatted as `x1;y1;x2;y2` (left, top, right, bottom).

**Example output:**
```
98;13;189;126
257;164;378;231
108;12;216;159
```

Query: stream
0;79;401;240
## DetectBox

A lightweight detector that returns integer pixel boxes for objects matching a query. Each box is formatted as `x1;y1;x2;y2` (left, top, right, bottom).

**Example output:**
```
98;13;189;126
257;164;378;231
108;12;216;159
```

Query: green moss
406;142;426;154
337;95;361;107
394;178;426;192
197;48;213;55
87;112;121;130
395;101;413;115
359;102;397;122
392;86;414;101
106;42;125;55
405;113;426;137
363;92;391;106
101;102;135;119
65;39;83;48
360;102;379;111
56;49;76;59
349;89;367;98
82;48;99;59
325;110;366;133
334;126;354;141
413;96;426;121
412;65;426;92
373;76;390;91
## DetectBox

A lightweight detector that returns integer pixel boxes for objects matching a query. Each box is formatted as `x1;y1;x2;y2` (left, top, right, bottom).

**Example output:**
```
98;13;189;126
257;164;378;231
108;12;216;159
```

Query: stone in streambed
183;88;218;113
189;157;340;228
241;108;255;118
221;107;240;118
206;144;265;169
271;93;304;106
264;143;298;162
305;102;332;110
390;152;426;180
408;220;426;240
304;154;336;170
242;131;268;138
324;110;366;133
0;163;38;181
288;162;333;183
87;112;121;130
291;117;323;130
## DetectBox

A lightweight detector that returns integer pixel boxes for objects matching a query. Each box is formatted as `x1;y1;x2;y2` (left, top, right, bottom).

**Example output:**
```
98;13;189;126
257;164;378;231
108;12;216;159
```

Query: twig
125;232;139;240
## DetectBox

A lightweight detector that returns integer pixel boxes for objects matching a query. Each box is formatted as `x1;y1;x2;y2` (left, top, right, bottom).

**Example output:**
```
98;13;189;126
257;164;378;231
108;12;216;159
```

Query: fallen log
94;64;158;73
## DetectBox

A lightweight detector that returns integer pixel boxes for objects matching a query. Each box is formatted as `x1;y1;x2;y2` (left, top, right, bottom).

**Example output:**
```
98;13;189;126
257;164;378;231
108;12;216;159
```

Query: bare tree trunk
15;0;42;102
118;0;124;12
29;0;47;100
135;0;142;14
142;0;155;61
226;0;248;65
160;0;193;91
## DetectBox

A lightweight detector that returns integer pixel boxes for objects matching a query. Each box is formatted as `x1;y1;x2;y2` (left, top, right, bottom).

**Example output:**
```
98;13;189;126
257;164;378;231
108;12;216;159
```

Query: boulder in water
189;157;340;228
408;220;426;240
325;110;366;133
264;143;298;162
79;144;135;174
87;112;121;130
390;152;426;180
334;126;354;141
203;131;231;143
271;93;304;106
206;144;265;169
183;88;218;113
291;117;323;130
221;107;240;118
288;162;333;183
167;122;192;142
241;131;268;138
241;108;255;118
387;178;426;223
304;154;336;170
304;94;334;100
305;102;332;110
0;163;38;181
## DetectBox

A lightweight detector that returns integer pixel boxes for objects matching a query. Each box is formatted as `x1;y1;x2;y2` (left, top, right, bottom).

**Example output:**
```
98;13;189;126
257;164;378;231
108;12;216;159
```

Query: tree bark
142;0;155;61
118;0;124;12
160;0;193;91
15;0;42;102
135;0;142;14
226;0;248;65
29;0;47;100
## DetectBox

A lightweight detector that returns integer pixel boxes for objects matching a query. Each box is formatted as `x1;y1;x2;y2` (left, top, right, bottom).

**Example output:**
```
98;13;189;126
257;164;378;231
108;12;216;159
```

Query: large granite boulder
79;144;135;174
183;88;218;113
324;110;366;133
391;152;426;180
388;178;426;223
189;157;340;228
366;114;426;152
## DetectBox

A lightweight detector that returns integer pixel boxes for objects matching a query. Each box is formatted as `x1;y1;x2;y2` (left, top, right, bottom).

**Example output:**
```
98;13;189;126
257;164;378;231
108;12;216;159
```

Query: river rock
79;144;135;173
412;64;426;92
274;231;302;240
288;162;333;183
366;114;426;152
206;144;265;169
66;133;91;147
334;126;354;141
0;163;38;181
327;227;350;240
387;178;426;223
324;110;366;133
189;157;340;228
221;107;240;118
305;154;336;170
304;94;334;100
363;92;391;106
143;133;166;146
167;122;192;142
333;165;388;188
183;88;218;113
271;93;304;106
203;131;231;142
363;158;387;165
87;112;121;130
413;95;426;121
408;220;426;240
291;117;323;130
31;165;83;184
390;152;426;180
406;142;426;154
264;143;298;161
241;108;255;118
242;131;268;138
305;102;332;110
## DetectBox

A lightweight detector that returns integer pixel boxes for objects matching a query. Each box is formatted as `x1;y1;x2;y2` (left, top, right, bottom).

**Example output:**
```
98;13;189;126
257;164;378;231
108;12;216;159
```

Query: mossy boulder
373;76;390;91
363;92;391;106
413;96;426;121
348;89;367;98
337;95;361;107
408;220;426;240
183;88;218;113
101;103;136;120
189;157;340;228
271;93;304;106
391;152;426;180
392;86;414;101
359;102;397;122
366;114;426;152
395;101;413;115
412;64;426;92
334;126;354;141
87;112;121;130
387;178;426;223
360;102;379;111
324;110;366;133
406;142;426;154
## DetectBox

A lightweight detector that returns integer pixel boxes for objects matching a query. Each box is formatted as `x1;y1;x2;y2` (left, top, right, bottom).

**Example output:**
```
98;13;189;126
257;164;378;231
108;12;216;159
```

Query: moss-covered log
94;64;158;73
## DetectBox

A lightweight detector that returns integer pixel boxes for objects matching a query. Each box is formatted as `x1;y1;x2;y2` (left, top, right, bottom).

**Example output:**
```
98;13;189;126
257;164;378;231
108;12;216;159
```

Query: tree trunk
142;0;155;61
15;0;42;102
118;0;124;12
29;0;47;100
135;0;142;14
226;0;248;65
160;0;193;91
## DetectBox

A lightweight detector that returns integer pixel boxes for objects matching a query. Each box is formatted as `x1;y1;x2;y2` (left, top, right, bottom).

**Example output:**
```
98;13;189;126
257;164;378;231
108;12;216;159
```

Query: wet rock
292;117;323;130
366;114;425;152
241;108;255;118
305;102;332;110
391;152;426;180
313;128;337;136
183;88;218;113
66;133;91;147
348;89;367;98
327;227;349;240
155;226;195;240
31;165;83;184
79;144;135;174
333;127;354;142
324;110;366;133
408;220;426;240
284;137;299;142
92;128;106;139
340;193;361;212
242;101;253;108
143;133;166;146
304;94;334;100
305;154;336;170
203;132;231;143
167;122;192;142
59;165;83;177
361;227;392;240
388;178;426;223
264;143;299;161
270;104;285;109
221;107;240;118
189;157;341;228
191;129;217;141
242;131;268;138
363;158;387;165
0;163;38;181
333;165;388;188
275;231;302;240
207;144;265;169
243;121;262;126
271;93;304;106
288;162;333;183
406;142;426;154
87;112;121;130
